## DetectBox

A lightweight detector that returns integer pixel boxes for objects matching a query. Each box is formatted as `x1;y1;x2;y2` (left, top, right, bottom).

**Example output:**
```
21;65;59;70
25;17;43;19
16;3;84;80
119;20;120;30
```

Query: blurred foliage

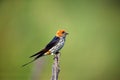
0;0;120;80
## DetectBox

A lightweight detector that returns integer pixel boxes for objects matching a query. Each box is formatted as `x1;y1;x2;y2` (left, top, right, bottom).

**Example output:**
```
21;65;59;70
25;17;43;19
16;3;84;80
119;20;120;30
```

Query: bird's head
56;29;68;37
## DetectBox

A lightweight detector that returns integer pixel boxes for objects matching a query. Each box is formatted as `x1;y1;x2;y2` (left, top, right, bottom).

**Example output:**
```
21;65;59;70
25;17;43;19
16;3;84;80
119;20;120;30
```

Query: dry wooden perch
51;53;60;80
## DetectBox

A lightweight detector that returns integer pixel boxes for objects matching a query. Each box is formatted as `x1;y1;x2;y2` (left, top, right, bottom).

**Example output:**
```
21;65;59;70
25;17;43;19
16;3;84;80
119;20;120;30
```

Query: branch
51;53;60;80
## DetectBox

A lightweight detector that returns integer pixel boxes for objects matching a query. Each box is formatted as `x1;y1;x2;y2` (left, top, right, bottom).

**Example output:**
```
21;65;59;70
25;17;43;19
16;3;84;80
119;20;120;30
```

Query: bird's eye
62;31;65;34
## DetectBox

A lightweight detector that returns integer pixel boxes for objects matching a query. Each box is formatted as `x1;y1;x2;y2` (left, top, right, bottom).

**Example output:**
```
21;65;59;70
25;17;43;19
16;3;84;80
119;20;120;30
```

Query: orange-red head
56;29;68;37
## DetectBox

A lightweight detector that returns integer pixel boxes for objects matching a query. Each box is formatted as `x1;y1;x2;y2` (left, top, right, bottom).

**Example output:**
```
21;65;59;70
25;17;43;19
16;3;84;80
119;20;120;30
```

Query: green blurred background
0;0;120;80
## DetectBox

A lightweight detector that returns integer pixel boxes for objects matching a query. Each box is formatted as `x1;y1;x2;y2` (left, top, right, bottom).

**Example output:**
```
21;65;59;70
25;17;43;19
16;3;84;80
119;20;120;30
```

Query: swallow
22;29;68;67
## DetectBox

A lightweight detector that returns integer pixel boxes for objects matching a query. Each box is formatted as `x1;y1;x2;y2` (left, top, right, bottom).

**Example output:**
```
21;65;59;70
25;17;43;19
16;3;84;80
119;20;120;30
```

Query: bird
22;29;68;67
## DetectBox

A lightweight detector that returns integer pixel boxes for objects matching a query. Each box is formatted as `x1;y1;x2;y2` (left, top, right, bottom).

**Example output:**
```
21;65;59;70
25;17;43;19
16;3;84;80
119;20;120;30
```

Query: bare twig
51;53;60;80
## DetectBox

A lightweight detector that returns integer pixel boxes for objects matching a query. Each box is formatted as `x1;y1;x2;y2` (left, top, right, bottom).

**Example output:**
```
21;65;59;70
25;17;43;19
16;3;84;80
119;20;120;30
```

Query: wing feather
45;36;60;50
30;36;60;58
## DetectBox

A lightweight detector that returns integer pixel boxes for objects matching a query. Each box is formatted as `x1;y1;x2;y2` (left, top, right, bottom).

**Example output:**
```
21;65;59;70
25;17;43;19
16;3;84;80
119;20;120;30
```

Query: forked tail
22;51;44;67
22;59;36;67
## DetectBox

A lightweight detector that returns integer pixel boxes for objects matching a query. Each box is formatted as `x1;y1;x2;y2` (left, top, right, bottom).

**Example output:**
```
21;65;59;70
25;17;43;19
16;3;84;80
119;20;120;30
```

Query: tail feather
34;53;44;60
30;49;47;58
22;52;45;67
22;59;35;67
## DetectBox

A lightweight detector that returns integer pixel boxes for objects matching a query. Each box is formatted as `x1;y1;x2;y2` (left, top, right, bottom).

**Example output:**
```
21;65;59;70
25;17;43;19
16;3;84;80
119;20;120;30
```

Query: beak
65;32;69;35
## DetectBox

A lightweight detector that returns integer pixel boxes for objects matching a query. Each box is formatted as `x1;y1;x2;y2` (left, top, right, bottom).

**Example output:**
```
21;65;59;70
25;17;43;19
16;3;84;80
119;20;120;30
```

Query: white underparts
49;37;65;54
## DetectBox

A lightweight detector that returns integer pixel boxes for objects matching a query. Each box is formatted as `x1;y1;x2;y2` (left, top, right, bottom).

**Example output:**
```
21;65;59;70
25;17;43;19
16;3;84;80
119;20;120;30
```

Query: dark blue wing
45;36;60;50
29;36;60;58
